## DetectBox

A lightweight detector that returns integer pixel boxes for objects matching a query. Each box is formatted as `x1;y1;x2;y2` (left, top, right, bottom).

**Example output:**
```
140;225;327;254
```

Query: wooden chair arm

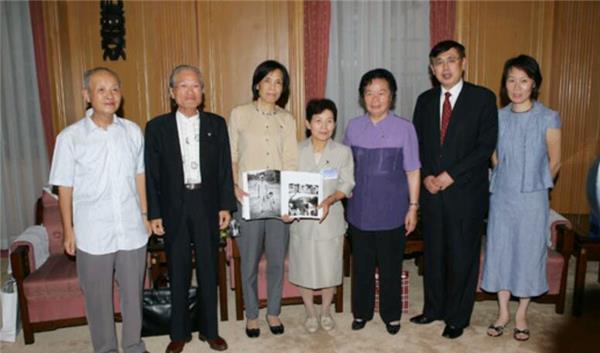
555;224;575;257
10;245;32;282
230;237;241;259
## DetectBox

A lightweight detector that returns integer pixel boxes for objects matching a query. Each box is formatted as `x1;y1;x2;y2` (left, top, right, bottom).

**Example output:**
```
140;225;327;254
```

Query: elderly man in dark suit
145;65;236;352
410;40;498;339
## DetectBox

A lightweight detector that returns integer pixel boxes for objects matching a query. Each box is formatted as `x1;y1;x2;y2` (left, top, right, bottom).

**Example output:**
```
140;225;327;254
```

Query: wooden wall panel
456;1;555;104
42;1;77;137
42;1;200;132
41;1;304;136
547;1;600;214
456;1;600;214
196;1;304;137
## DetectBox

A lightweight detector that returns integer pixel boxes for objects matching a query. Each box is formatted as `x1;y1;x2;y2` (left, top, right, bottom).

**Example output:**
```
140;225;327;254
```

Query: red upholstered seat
546;249;565;295
23;255;80;299
10;192;124;344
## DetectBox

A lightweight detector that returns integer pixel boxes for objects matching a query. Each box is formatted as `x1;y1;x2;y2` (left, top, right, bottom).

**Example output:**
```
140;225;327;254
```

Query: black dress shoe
442;325;464;339
409;314;436;325
386;322;401;335
351;319;367;330
245;327;260;338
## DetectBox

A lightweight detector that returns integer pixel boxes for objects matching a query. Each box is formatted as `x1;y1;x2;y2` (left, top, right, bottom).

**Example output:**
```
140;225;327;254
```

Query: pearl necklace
255;103;278;117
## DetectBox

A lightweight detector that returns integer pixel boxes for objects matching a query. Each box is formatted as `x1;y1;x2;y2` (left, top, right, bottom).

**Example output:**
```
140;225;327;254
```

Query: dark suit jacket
144;111;236;234
413;81;498;218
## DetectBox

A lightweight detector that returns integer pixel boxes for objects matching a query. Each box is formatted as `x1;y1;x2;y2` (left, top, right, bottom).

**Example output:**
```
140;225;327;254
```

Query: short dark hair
251;60;290;108
306;98;337;123
305;98;337;137
500;54;543;107
358;68;397;111
429;40;466;62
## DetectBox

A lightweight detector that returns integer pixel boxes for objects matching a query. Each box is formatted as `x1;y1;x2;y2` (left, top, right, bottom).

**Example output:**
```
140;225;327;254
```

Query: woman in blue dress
481;55;561;341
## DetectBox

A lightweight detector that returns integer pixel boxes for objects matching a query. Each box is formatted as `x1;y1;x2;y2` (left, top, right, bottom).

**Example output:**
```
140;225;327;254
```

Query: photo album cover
241;169;323;220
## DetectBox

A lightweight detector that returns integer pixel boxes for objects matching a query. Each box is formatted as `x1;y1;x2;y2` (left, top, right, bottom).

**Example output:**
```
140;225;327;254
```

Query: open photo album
241;169;323;220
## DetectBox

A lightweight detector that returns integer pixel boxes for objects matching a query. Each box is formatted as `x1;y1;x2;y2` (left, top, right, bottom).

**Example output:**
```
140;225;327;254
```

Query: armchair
225;237;344;320
10;191;121;344
476;215;574;313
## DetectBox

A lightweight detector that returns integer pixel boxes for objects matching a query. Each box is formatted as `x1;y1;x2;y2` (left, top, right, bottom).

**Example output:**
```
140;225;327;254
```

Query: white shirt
439;79;464;127
48;109;147;255
175;110;202;184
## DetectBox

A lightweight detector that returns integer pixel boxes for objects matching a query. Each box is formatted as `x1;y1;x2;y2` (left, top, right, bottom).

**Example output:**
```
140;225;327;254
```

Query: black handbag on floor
141;287;199;337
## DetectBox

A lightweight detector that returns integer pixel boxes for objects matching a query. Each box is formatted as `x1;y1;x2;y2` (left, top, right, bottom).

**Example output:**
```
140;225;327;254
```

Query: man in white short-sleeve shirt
48;67;150;353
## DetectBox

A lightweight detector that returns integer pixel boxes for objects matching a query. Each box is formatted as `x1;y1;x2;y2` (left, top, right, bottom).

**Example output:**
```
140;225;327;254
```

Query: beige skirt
288;230;344;289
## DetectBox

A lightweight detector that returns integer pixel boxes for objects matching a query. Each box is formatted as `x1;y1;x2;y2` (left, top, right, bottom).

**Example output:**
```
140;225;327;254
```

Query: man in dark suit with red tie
145;65;236;352
410;40;498;339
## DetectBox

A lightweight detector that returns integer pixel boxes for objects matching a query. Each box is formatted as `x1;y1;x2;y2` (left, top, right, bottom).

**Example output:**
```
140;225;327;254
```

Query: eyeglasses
432;56;462;67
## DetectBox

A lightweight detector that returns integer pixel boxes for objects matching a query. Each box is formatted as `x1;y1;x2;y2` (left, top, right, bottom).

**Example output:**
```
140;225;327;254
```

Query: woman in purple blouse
343;68;421;335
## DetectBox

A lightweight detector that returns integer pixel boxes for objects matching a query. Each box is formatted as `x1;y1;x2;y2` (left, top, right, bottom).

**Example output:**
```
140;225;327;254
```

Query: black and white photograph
288;183;319;217
241;169;323;220
246;170;281;219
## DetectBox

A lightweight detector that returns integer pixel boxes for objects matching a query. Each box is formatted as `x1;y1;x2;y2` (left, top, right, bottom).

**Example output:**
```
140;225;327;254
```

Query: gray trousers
235;212;289;320
77;246;147;353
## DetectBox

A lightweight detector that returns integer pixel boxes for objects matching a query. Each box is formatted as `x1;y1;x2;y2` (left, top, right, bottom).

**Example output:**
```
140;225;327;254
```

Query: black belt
184;183;202;190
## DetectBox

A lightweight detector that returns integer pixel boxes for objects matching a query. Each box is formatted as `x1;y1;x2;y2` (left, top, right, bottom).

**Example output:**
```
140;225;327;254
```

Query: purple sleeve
343;121;353;147
403;123;421;171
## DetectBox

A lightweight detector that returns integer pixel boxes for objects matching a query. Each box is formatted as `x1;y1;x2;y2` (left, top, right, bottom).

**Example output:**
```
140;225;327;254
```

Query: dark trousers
349;224;406;324
421;201;483;328
165;188;219;341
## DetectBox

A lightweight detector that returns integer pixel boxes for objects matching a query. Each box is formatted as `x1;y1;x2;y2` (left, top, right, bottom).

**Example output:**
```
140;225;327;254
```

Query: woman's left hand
404;207;418;235
317;196;334;224
280;214;295;223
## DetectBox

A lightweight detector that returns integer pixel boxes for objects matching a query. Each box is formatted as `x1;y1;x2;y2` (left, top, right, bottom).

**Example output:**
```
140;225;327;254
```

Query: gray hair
169;65;204;88
82;67;121;90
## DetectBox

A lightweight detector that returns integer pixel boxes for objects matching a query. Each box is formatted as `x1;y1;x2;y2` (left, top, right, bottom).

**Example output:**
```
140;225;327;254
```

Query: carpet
1;259;598;353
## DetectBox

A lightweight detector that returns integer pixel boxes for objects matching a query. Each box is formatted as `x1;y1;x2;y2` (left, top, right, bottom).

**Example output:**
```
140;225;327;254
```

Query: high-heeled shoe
245;327;260;338
266;315;285;335
245;320;260;338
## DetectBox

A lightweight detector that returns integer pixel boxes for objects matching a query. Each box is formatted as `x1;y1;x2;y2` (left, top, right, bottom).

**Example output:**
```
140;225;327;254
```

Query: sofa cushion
23;254;122;323
23;255;81;299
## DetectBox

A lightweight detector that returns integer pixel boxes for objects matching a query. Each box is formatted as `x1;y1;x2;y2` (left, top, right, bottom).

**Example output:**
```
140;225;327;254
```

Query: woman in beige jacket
288;99;355;333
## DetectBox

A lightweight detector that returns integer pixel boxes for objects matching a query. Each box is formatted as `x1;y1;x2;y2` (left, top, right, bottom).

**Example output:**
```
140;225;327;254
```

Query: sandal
513;328;530;341
486;324;506;337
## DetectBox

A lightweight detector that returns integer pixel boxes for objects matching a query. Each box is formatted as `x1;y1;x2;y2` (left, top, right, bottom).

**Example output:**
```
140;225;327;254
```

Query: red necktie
441;92;452;144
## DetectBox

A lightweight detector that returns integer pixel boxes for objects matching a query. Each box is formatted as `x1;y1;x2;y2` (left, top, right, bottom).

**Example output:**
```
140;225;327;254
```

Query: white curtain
326;0;431;140
1;1;49;249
